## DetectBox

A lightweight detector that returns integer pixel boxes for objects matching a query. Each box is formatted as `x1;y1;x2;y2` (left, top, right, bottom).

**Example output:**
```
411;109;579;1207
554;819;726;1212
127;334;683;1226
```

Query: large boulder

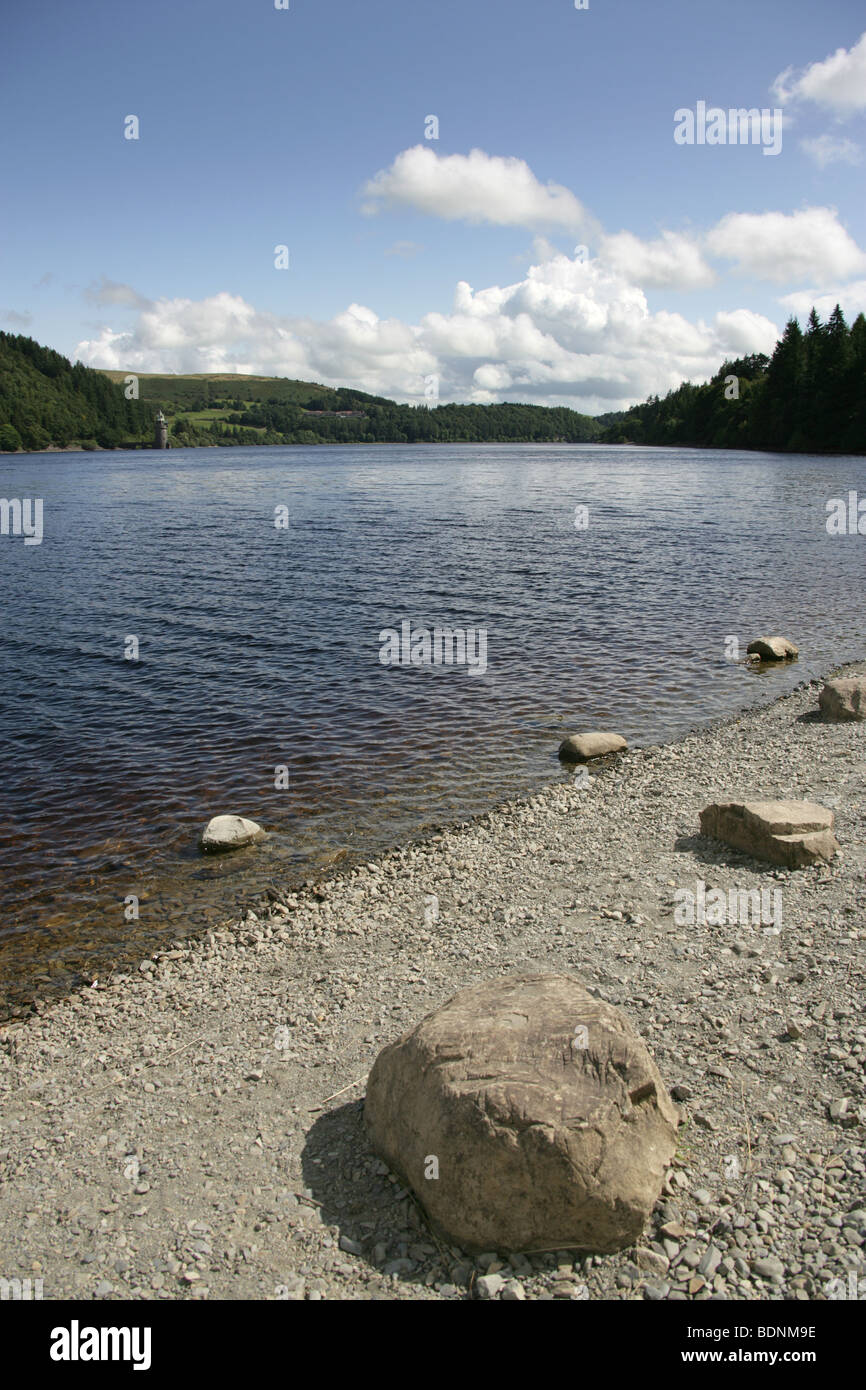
746;636;799;661
819;677;866;722
558;731;627;762
364;973;678;1254
200;814;266;852
699;800;837;868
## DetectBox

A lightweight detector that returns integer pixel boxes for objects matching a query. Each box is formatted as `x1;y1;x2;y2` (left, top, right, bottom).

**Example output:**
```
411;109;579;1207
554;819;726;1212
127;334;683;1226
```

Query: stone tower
154;410;168;449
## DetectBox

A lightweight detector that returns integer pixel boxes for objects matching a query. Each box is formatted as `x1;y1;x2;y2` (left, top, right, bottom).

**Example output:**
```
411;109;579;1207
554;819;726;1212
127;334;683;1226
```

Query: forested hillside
1;340;600;450
104;372;601;447
215;398;600;446
0;334;152;451
602;306;866;454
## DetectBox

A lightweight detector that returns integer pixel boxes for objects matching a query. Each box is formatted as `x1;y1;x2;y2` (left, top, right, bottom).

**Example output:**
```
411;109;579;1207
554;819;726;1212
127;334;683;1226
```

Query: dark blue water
1;443;864;1011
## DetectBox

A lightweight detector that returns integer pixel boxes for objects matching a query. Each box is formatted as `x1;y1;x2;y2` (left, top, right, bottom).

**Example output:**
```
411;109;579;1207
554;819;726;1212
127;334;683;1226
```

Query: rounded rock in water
558;731;627;762
200;815;266;853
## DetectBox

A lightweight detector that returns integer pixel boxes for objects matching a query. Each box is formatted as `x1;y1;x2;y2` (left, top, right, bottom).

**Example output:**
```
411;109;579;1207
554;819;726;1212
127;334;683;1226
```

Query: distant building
154;410;168;449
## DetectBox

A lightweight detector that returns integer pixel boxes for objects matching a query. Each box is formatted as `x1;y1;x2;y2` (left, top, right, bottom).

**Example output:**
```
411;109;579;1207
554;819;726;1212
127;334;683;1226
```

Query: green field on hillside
100;371;389;412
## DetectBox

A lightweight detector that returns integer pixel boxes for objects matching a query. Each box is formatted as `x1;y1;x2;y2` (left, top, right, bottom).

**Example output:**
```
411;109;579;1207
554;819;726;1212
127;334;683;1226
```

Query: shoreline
1;661;864;1301
3;440;865;456
5;651;857;1022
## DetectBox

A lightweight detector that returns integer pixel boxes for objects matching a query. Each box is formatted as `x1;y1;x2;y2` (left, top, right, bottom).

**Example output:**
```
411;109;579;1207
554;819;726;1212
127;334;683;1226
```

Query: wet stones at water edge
200;814;266;853
558;731;627;761
699;800;838;868
364;972;679;1255
745;636;799;662
819;676;866;722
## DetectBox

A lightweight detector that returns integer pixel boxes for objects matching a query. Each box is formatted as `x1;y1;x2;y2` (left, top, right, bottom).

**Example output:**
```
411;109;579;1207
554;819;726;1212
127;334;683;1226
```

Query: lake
1;443;864;1014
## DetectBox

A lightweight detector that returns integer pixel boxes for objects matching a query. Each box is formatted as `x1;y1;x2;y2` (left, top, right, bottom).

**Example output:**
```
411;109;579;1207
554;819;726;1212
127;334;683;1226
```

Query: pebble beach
1;662;864;1302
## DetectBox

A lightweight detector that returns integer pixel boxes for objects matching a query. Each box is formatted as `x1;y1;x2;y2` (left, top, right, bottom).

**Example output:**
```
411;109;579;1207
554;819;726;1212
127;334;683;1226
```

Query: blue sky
2;0;865;411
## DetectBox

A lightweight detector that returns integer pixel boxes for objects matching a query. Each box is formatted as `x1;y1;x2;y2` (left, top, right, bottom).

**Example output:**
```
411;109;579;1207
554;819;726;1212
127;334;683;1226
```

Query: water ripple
0;443;864;1010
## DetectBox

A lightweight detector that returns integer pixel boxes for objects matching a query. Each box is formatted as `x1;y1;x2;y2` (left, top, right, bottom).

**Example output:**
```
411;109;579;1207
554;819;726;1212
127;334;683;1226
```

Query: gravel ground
1;664;864;1303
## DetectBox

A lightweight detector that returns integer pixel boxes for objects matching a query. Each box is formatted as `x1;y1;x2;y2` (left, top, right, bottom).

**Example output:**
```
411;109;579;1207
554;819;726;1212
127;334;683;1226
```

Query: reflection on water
1;443;864;1015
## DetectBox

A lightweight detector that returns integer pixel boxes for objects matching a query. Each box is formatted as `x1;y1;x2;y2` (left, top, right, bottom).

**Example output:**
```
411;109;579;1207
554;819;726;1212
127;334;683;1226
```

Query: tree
754;317;805;449
0;422;23;451
599;307;862;455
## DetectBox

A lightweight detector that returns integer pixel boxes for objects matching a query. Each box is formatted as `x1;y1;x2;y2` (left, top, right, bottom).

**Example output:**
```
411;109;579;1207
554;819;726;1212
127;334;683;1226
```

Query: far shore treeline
602;306;866;455
1;306;864;455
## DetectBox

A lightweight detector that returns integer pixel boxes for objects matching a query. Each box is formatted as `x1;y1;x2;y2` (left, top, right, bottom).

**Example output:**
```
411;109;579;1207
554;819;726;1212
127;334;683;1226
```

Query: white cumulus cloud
712;309;780;356
779;280;866;322
597;230;715;289
362;145;596;234
705;207;866;285
772;31;866;115
74;248;776;415
74;292;437;399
